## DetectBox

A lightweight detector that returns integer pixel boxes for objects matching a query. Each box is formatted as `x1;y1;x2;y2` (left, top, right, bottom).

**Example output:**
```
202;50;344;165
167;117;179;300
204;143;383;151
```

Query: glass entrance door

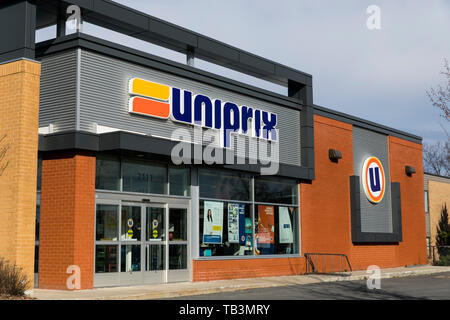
143;205;190;283
94;199;190;287
143;204;166;284
167;207;189;282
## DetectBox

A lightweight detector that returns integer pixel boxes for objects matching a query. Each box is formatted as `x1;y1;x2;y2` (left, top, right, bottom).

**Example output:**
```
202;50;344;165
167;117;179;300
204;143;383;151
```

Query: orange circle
364;157;385;203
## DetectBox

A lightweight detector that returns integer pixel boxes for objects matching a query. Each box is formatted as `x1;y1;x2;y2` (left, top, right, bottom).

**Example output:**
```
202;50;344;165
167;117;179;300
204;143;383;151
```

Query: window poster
203;201;224;244
227;203;245;244
257;205;275;244
279;206;294;244
245;218;252;234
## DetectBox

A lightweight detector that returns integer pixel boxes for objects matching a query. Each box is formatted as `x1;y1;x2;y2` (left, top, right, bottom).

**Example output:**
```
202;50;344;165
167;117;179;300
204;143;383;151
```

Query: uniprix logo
128;78;278;148
361;156;385;203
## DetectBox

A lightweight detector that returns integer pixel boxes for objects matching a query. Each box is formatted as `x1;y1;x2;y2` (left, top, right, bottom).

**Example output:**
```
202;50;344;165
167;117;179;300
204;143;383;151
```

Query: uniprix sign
128;78;278;148
361;156;386;204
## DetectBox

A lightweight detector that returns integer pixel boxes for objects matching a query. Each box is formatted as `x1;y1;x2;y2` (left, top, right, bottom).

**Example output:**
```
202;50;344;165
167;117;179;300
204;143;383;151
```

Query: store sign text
128;78;278;148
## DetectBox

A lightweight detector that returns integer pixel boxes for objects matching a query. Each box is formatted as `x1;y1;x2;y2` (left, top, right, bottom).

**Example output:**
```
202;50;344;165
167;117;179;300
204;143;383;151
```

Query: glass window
121;206;141;241
95;245;118;273
37;155;42;191
121;245;141;272
96;205;118;241
199;168;251;201
146;245;165;271
146;207;165;241
123;159;167;194
34;245;39;273
35;204;40;274
255;176;298;204
255;205;298;255
35;205;40;241
199;200;253;257
169;244;187;269
424;191;429;213
169;167;190;196
169;208;187;241
95;155;121;190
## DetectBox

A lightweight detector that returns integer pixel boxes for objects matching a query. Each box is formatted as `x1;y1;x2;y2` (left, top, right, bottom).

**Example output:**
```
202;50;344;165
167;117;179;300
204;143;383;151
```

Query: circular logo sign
127;218;134;228
361;156;385;203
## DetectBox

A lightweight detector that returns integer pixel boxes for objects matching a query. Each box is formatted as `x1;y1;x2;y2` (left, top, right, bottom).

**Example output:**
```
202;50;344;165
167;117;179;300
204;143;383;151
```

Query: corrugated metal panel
353;126;392;233
79;50;301;166
38;50;77;131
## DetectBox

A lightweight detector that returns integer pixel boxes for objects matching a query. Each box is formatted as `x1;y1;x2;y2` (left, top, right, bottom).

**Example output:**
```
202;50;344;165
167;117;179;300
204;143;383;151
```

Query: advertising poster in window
227;203;239;243
203;201;223;244
279;206;294;244
257;205;275;244
227;203;245;244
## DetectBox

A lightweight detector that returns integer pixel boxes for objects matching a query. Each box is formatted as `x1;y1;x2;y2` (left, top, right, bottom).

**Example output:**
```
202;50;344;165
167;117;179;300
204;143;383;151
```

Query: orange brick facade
38;151;96;290
193;114;427;281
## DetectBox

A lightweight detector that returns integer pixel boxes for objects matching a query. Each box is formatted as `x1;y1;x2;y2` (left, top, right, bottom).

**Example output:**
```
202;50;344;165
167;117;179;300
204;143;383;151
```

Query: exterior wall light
405;165;416;176
329;149;342;162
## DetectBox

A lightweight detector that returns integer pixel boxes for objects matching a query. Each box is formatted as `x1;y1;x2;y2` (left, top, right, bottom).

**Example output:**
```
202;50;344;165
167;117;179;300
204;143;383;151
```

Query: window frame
95;153;191;199
197;168;300;260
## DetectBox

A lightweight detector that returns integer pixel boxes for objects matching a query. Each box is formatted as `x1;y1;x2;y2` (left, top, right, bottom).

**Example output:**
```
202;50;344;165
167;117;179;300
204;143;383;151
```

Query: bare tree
427;58;450;122
423;140;450;176
424;59;450;177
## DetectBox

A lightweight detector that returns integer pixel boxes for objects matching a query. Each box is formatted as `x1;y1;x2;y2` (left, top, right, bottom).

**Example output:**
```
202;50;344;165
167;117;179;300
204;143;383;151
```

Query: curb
30;267;450;300
96;267;450;300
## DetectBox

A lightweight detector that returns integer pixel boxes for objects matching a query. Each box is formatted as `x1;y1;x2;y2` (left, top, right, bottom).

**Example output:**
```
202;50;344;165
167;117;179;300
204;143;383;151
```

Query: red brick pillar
39;151;96;290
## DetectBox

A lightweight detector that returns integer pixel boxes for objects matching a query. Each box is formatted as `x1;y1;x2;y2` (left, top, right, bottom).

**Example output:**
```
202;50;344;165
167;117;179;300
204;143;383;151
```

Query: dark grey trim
38;131;313;180
349;175;402;243
391;182;403;242
36;33;303;111
288;80;315;177
35;0;312;87
315;105;422;145
0;0;36;63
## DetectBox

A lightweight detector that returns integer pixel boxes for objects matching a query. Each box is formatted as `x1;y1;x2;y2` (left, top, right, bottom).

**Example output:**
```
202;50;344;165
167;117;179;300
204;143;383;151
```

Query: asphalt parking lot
173;272;450;300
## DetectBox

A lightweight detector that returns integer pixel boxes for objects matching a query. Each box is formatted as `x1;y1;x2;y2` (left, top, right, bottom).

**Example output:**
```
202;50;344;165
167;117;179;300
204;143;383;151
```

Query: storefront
0;0;428;290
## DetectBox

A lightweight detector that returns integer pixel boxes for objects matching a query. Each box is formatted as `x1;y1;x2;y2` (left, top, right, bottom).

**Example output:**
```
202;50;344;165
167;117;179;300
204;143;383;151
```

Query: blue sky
37;0;450;144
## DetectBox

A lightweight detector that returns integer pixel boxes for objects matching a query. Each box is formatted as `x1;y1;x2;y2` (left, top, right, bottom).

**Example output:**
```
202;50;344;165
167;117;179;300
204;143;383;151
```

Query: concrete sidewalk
28;265;450;300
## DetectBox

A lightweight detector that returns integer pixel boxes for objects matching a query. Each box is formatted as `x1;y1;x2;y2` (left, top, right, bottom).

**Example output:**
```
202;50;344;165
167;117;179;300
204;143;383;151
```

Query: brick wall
300;115;427;272
300;115;355;267
0;59;41;288
428;180;450;247
38;151;96;290
193;258;304;282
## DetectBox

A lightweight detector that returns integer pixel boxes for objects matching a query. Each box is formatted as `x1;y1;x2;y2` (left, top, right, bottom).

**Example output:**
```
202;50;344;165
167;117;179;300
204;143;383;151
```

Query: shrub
0;258;29;297
435;255;450;266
